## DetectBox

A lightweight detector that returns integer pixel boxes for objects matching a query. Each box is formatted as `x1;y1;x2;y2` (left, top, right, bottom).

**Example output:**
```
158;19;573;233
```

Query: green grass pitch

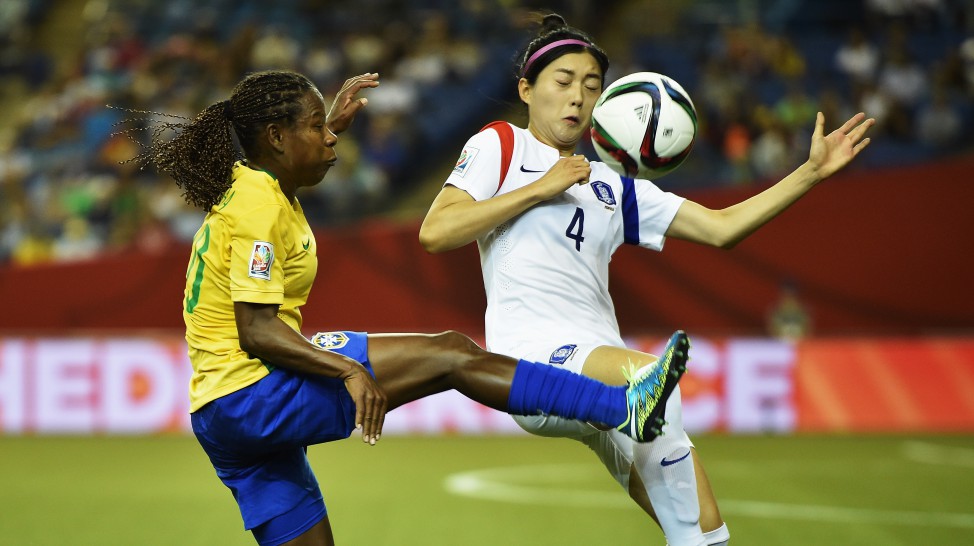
1;434;973;545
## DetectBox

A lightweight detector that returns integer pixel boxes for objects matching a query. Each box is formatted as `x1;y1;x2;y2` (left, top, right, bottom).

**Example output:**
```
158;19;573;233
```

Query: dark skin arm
234;301;388;444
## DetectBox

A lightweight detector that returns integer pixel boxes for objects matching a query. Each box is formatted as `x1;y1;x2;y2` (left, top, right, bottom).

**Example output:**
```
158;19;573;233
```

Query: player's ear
265;123;286;154
517;78;532;106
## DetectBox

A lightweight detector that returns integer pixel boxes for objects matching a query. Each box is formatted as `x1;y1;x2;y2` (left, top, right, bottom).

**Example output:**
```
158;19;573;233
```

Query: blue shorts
191;331;373;545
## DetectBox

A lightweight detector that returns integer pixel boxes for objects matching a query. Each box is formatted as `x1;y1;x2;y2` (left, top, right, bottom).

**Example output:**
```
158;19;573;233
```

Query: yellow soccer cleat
617;330;690;442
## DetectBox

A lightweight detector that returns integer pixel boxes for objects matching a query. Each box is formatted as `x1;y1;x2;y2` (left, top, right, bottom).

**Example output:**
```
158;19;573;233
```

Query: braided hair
116;70;316;211
515;13;609;85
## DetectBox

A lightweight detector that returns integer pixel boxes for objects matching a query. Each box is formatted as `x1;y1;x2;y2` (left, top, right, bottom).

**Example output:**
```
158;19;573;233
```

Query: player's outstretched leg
361;329;688;443
617;330;690;442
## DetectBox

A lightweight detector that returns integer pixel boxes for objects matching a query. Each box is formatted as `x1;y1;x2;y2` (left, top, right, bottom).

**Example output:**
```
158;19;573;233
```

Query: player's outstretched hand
327;72;380;135
342;365;388;445
808;112;875;180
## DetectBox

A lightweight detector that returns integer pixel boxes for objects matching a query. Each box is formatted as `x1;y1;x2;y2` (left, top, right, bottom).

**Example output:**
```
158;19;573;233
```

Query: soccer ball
590;72;697;179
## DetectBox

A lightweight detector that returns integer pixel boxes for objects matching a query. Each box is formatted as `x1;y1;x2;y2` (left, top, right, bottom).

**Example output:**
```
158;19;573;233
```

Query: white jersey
445;122;685;357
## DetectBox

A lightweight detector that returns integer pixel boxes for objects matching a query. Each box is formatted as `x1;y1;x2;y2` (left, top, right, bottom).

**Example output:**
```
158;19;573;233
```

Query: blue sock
507;360;627;427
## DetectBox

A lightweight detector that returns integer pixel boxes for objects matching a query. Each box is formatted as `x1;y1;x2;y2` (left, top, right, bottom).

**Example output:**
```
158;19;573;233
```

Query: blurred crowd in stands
1;0;972;267
609;0;974;189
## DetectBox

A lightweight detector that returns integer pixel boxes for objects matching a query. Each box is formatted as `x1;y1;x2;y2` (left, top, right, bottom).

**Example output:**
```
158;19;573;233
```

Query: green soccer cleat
617;330;690;442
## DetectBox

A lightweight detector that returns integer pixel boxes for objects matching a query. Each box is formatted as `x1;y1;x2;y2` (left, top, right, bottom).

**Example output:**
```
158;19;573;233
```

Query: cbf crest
312;331;350;350
591;181;616;205
549;344;578;365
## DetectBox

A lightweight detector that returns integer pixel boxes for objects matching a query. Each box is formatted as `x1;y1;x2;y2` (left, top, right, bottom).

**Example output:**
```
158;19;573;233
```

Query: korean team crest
453;146;479;177
591;181;616;205
312;331;350;350
249;241;274;280
549;344;578;365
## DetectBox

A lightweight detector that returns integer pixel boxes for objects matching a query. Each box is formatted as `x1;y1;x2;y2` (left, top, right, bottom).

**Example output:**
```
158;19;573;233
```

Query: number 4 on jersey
565;207;585;251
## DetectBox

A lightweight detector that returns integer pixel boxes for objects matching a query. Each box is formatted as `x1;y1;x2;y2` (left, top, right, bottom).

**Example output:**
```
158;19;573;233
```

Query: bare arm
419;155;591;253
667;112;874;249
234;301;387;444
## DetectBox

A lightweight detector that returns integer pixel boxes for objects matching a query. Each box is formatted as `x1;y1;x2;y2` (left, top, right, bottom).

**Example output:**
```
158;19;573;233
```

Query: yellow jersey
183;162;317;411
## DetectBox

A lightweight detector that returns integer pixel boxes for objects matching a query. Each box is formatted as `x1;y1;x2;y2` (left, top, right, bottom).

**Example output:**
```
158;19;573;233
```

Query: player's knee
428;330;485;362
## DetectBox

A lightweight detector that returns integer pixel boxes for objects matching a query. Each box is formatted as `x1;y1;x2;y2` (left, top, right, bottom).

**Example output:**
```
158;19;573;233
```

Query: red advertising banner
793;338;974;432
1;334;972;435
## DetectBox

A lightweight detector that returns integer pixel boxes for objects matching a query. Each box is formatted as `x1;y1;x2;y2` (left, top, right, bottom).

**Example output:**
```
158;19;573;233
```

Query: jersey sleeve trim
619;174;685;250
479;121;515;193
231;289;285;305
621;176;640;245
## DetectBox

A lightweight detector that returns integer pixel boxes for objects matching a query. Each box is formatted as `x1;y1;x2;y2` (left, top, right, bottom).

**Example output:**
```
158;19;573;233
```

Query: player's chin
306;166;330;186
319;159;337;176
561;126;587;146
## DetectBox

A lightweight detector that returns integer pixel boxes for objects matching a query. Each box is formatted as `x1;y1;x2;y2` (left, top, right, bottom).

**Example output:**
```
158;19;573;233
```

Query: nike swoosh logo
660;450;691;467
520;165;545;173
302;238;310;250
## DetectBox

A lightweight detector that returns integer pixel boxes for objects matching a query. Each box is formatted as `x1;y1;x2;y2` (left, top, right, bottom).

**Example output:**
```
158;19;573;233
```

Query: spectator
52;216;102;262
1;1;971;268
721;113;753;184
306;137;389;225
11;217;53;266
835;28;881;83
855;80;895;136
766;35;806;81
878;46;929;107
750;107;793;180
395;13;450;85
767;281;811;341
250;26;301;71
961;37;974;94
916;84;963;148
818;87;857;135
774;83;818;131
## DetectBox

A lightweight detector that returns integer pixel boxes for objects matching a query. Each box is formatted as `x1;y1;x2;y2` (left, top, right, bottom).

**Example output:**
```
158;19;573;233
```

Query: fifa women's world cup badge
249;241;274;280
453;146;479;177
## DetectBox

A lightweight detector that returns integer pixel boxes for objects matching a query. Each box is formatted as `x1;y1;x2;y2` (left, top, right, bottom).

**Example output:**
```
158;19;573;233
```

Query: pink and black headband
521;38;591;77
